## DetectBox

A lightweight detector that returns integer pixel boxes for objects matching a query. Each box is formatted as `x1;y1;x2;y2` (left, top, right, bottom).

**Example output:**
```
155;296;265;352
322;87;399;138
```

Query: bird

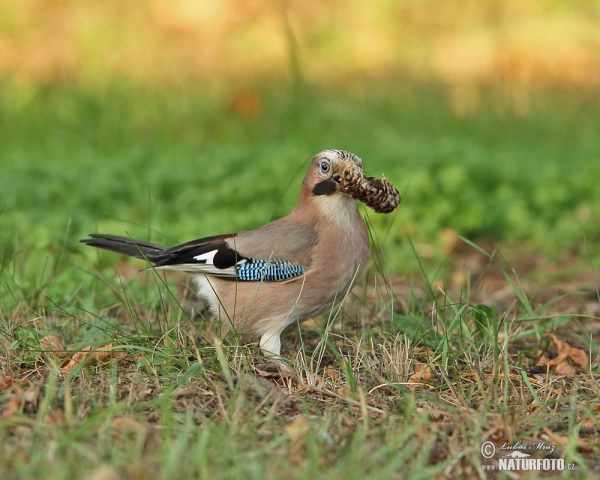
81;150;400;358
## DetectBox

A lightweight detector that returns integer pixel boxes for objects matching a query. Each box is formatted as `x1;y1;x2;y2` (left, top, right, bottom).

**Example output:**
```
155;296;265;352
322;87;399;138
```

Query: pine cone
339;164;401;213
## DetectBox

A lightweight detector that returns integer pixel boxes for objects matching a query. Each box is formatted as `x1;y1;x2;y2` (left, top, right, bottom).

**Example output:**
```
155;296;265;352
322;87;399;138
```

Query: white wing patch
152;248;247;277
193;251;216;263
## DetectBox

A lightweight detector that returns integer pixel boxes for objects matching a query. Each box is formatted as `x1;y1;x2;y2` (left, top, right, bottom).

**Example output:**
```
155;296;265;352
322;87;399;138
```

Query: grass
2;82;600;267
1;82;600;478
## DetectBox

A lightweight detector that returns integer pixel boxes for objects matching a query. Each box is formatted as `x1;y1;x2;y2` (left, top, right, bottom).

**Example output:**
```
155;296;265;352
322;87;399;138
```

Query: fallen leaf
544;333;588;375
285;415;312;460
566;347;588;367
111;417;141;429
406;362;432;390
409;362;431;382
581;417;597;430
40;335;68;358
285;415;310;444
548;333;588;367
90;344;124;363
536;354;549;367
553;361;575;376
580;406;600;430
542;427;569;445
60;344;126;373
542;427;589;450
110;417;144;442
0;376;16;393
139;387;156;399
324;366;342;382
0;394;20;420
45;410;64;425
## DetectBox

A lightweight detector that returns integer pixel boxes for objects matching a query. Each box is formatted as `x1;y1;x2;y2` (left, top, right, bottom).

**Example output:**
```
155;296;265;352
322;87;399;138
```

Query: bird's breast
307;202;370;298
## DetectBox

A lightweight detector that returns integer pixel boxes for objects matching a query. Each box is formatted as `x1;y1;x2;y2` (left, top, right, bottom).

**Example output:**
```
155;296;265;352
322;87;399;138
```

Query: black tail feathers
80;234;166;263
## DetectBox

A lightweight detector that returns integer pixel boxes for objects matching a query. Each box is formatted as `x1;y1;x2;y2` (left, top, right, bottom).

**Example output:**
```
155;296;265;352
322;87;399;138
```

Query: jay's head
306;149;401;214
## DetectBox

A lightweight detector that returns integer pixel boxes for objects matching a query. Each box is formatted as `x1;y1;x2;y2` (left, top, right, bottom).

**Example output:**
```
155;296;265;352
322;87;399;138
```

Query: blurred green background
1;0;600;286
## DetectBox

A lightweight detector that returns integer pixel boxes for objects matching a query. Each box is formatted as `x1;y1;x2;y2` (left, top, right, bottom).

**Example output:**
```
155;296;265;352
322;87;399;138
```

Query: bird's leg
259;331;282;358
258;331;292;372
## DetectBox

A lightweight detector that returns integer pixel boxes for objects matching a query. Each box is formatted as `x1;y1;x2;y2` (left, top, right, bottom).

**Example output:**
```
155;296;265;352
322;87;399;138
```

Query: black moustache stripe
312;179;338;196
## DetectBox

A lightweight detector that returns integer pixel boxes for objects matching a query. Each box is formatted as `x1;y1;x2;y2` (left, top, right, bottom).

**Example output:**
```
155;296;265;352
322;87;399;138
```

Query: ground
1;84;599;479
1;236;599;479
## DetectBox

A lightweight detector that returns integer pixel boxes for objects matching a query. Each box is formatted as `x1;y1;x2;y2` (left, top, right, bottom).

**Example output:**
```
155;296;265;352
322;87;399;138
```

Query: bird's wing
229;217;317;266
154;219;317;282
152;233;242;277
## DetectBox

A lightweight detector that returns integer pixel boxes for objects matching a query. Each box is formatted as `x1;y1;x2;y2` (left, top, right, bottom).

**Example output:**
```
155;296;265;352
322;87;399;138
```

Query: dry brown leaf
324;366;341;382
45;410;64;425
97;345;123;362
139;388;156;399
536;354;549;367
111;417;142;429
285;415;310;441
542;426;590;450
553;361;575;376
294;383;311;394
547;352;569;366
0;394;20;420
409;362;431;382
542;427;570;446
581;417;597;430
407;362;432;390
60;344;126;373
285;415;310;455
580;406;600;430
548;333;588;368
110;417;144;443
40;335;68;358
541;333;589;376
60;347;91;372
0;376;16;393
566;346;588;367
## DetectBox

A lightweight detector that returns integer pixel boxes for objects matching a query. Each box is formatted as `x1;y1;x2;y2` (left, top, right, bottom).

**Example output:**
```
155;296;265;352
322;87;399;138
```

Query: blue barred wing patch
236;259;306;281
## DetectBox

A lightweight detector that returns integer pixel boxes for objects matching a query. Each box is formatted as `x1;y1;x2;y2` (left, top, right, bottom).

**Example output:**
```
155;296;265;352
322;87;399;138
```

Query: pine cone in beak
338;163;401;214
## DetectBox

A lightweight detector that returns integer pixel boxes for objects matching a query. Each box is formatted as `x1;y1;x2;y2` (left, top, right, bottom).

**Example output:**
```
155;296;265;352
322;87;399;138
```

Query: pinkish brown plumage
81;150;400;358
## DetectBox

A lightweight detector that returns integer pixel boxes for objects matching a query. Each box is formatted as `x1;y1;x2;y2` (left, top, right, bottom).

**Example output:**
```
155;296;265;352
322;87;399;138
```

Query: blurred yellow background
2;0;599;96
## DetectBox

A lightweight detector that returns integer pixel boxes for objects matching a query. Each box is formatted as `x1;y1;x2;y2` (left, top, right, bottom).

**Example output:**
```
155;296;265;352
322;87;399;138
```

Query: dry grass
1;240;599;479
1;3;599;472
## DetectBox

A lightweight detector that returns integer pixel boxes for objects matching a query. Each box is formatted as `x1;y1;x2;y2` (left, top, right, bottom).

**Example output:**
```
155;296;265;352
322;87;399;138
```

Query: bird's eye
320;161;330;174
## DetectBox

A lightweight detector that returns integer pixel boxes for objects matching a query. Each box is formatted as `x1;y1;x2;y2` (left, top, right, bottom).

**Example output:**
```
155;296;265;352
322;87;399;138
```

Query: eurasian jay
81;150;400;357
